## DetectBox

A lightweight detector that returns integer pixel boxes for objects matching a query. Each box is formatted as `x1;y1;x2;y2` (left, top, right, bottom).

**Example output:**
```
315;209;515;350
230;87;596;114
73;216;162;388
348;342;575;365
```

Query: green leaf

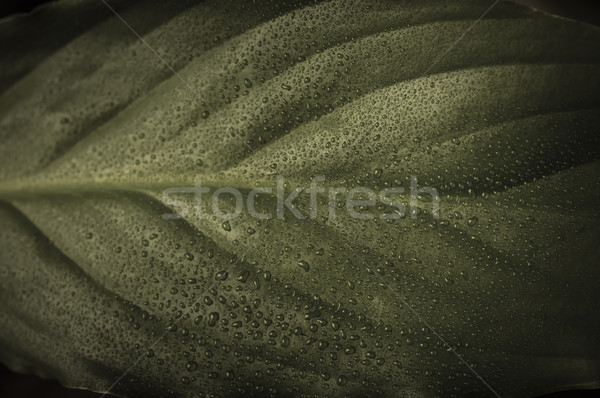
1;1;599;397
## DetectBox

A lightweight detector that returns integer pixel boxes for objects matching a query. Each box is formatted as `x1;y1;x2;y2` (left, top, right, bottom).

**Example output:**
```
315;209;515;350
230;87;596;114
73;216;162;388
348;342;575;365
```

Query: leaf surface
0;1;599;397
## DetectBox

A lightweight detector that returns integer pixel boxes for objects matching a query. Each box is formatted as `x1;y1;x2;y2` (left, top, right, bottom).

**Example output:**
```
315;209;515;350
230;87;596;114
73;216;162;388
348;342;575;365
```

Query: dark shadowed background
0;0;599;397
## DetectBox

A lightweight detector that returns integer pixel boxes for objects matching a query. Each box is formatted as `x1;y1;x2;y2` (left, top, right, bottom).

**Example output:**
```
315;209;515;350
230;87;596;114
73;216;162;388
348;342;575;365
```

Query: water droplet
222;221;231;231
298;260;310;272
185;361;198;372
207;312;219;327
215;270;229;281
